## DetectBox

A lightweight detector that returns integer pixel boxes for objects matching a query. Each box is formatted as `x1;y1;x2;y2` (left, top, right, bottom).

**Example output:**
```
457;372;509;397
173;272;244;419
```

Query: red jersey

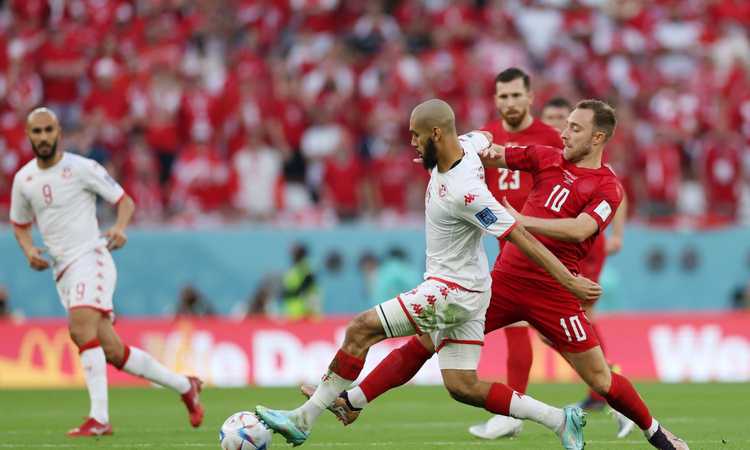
496;145;624;283
482;118;563;212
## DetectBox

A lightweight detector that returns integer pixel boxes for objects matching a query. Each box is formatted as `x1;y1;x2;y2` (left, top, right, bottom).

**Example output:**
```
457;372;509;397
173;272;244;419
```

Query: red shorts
484;270;599;353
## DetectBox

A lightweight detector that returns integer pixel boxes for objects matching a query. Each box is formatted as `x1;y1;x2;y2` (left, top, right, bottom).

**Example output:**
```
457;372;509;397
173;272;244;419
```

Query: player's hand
566;275;602;303
478;145;505;162
26;247;50;271
105;227;128;251
501;197;522;221
606;235;623;255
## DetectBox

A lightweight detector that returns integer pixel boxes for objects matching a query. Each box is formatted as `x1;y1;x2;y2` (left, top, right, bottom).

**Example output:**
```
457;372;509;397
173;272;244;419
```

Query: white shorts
56;247;117;321
375;278;490;370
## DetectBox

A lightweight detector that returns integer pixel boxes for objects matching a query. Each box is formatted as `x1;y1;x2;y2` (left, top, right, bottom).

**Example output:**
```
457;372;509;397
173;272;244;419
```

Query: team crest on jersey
464;193;477;205
62;167;72;179
439;184;447;198
562;170;577;185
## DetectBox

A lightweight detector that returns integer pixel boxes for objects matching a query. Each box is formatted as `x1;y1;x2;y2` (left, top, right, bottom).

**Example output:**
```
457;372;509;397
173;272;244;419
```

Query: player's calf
340;310;388;357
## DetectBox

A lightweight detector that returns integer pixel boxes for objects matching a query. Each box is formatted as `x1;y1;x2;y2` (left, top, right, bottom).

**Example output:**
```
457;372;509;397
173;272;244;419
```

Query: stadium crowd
0;0;748;226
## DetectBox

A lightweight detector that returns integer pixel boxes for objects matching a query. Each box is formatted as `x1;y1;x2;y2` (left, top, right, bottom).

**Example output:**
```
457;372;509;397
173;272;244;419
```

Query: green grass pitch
0;383;745;449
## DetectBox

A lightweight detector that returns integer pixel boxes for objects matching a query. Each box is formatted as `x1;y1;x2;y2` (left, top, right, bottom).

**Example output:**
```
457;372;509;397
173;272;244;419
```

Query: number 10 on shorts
560;315;587;342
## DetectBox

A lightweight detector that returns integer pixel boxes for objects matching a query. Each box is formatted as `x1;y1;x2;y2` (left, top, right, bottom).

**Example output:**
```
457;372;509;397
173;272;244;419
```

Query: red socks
604;372;653;430
77;338;101;353
331;349;365;381
484;383;514;415
359;337;432;402
113;345;131;370
505;327;532;393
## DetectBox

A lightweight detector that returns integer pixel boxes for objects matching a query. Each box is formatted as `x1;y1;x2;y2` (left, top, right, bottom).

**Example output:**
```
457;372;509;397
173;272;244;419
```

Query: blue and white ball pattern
219;411;272;450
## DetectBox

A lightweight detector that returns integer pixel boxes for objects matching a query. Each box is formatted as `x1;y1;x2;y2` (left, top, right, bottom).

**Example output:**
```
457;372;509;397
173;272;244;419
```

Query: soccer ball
219;411;272;450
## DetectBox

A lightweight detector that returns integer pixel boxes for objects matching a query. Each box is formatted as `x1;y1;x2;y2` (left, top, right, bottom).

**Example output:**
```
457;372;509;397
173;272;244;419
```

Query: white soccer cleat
468;415;523;440
611;409;635;438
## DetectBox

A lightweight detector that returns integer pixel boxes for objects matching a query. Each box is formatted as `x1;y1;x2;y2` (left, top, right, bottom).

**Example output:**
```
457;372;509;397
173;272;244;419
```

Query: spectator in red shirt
321;132;367;221
39;27;87;126
701;132;743;221
169;130;232;217
83;58;131;156
142;66;183;185
636;132;683;220
121;129;164;224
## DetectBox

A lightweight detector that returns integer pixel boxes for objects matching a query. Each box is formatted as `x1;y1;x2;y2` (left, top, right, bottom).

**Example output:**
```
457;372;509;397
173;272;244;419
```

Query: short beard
565;141;593;163
501;108;527;128
422;137;438;170
32;139;59;161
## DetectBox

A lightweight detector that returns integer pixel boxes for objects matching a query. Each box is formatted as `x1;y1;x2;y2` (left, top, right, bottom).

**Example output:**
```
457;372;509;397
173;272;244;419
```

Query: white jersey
10;152;124;277
424;141;516;292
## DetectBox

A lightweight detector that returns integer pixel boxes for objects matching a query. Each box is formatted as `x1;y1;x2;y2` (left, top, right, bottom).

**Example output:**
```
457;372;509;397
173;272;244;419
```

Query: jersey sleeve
82;160;125;204
454;183;517;239
581;179;623;231
505;145;562;173
9;174;33;226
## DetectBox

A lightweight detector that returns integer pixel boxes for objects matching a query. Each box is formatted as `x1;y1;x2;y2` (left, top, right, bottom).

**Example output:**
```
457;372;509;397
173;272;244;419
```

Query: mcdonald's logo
0;327;84;388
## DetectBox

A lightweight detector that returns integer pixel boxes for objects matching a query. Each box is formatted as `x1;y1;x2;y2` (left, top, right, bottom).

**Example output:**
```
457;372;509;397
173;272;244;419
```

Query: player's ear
432;127;441;142
527;90;534;106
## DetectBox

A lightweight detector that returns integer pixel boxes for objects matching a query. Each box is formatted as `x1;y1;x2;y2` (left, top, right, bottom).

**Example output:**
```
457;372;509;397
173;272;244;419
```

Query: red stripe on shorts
435;339;484;353
397;295;423;335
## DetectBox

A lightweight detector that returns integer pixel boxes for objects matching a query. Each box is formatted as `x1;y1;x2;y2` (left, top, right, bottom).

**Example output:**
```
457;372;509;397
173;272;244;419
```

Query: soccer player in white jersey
255;99;601;450
10;108;204;437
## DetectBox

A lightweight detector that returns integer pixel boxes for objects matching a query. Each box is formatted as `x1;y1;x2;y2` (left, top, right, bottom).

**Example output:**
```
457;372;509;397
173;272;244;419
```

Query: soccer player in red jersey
472;95;633;439
477;69;566;434
543;96;631;419
309;100;688;450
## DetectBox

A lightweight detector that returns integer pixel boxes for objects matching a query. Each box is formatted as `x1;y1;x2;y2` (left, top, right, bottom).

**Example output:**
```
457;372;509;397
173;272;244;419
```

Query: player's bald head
410;99;456;136
26;107;61;162
26;107;60;128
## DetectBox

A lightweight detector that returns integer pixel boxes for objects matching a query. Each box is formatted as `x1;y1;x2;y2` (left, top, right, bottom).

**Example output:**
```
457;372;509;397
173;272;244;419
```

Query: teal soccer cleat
559;406;586;450
255;405;309;447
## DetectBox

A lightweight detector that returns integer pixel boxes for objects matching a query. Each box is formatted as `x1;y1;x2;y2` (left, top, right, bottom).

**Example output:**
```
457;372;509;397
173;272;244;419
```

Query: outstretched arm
501;198;599;243
458;131;509;168
505;224;601;302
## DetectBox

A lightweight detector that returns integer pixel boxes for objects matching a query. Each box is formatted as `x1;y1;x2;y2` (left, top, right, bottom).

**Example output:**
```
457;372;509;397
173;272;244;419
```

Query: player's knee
68;323;96;347
344;311;385;352
101;341;124;366
588;368;612;395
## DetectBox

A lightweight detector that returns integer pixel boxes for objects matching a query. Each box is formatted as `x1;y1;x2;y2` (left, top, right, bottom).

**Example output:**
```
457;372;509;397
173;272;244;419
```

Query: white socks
508;392;564;433
80;346;108;424
346;386;368;409
295;371;353;431
122;347;191;394
645;418;660;438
